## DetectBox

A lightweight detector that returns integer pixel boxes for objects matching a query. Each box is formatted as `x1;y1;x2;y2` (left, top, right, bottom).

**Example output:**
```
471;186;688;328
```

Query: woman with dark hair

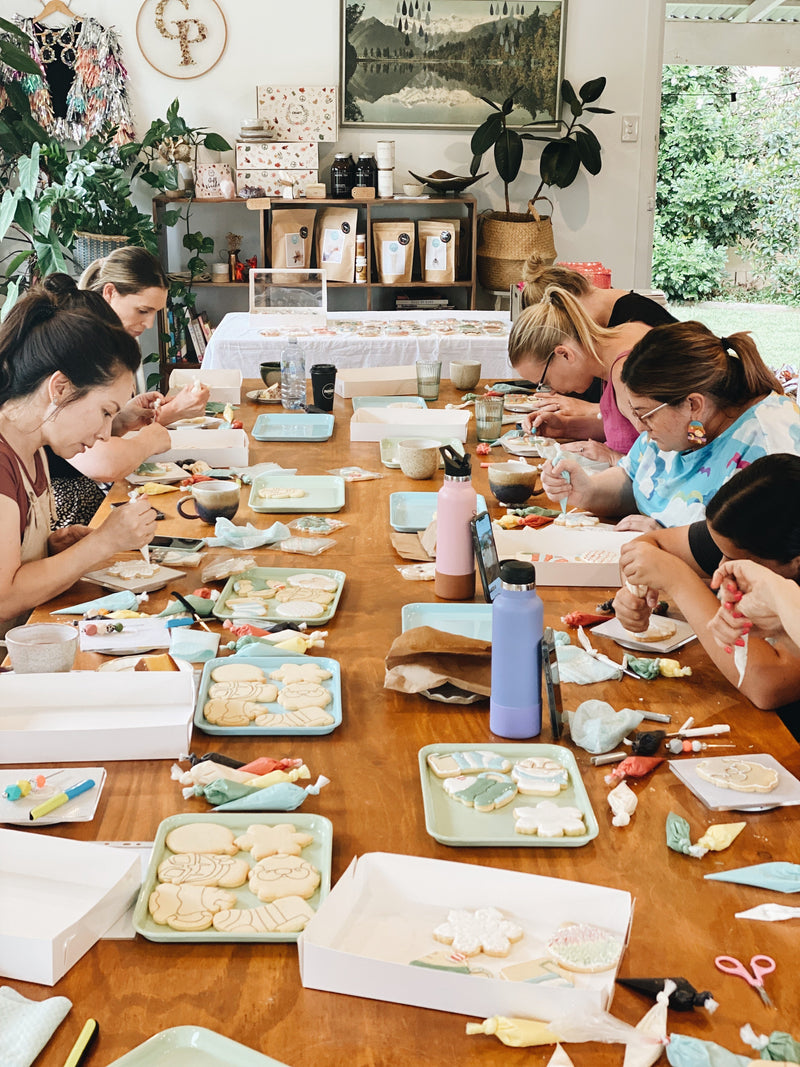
0;275;157;635
540;321;800;530
613;455;800;721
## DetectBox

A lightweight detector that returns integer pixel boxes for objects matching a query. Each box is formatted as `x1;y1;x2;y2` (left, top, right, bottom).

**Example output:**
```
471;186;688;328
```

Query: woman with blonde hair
507;285;650;461
541;321;800;530
48;247;209;524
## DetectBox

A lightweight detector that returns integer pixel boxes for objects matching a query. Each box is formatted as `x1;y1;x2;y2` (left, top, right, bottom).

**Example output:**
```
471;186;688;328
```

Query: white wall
15;0;667;288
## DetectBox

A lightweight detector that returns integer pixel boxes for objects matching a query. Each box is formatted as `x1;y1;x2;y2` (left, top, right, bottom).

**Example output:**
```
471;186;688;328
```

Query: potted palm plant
470;77;613;291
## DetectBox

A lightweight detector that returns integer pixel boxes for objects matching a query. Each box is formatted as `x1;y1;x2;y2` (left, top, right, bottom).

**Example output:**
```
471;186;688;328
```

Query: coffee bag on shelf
372;220;415;285
271;207;317;283
417;219;457;283
315;207;358;282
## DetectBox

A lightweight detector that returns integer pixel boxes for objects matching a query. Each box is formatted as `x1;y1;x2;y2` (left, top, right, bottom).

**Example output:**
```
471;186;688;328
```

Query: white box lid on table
0;671;195;763
168;368;242;404
148;427;249;468
350;407;471;442
493;522;638;587
0;829;141;985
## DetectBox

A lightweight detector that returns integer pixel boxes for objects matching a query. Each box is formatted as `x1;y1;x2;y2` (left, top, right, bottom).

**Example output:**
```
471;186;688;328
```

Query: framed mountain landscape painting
341;0;566;129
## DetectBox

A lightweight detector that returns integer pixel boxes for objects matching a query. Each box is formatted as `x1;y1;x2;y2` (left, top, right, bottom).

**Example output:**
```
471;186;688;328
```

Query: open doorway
652;63;800;371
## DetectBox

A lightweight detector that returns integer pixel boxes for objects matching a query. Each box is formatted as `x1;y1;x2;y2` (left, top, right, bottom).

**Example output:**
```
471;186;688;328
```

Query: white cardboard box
335;365;418;398
493;522;638;586
299;852;632;1020
0;829;141;985
350;407;471;443
149;428;249;468
0;672;195;763
169;368;242;404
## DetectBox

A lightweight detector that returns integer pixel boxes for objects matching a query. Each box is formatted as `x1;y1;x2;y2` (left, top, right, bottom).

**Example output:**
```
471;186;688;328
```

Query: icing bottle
490;560;543;738
434;446;477;601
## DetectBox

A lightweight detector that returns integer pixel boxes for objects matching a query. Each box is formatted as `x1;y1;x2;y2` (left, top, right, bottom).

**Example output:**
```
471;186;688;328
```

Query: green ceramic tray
248;474;345;513
212;567;345;625
195;653;342;736
132;812;332;943
418;742;598;848
107;1027;290;1066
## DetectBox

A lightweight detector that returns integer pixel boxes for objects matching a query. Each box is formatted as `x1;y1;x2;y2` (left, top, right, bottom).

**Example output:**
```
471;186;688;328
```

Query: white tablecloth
201;311;513;379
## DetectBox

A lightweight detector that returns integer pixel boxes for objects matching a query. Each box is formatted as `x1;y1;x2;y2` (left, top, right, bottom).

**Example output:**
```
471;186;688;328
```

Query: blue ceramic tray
194;652;342;736
401;602;493;641
252;412;334;441
249;474;345;513
389;491;487;533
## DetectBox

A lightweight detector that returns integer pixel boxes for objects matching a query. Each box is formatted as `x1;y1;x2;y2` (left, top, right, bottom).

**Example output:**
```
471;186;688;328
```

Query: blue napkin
568;699;644;754
666;1035;750;1067
205;518;291;550
705;862;800;894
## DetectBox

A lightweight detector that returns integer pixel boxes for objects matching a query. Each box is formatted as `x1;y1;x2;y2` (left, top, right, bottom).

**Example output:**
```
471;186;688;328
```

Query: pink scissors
714;954;776;1007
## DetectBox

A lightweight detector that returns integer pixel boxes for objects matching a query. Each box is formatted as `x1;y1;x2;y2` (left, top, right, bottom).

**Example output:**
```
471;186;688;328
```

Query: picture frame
341;0;566;130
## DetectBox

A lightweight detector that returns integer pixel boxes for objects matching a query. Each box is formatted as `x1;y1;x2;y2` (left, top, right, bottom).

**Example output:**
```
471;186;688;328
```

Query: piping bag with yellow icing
465;1017;558;1048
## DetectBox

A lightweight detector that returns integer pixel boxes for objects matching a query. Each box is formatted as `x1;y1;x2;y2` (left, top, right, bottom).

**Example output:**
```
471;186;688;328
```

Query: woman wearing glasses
507;286;651;464
613;455;800;729
540;321;800;530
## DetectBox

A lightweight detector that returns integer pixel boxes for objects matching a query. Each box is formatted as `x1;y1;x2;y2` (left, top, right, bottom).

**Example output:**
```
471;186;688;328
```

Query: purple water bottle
489;560;543;738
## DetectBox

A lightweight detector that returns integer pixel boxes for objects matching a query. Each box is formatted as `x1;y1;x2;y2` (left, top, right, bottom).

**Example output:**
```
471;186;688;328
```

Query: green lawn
667;301;800;371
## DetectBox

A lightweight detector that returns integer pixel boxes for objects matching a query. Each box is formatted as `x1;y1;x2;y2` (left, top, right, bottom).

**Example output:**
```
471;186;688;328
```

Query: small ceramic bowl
260;361;281;387
403;182;425;197
396;438;441;480
488;461;540;506
449;360;482;391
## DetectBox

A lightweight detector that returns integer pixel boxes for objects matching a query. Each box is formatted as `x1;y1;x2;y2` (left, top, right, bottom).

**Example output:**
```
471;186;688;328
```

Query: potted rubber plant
470;77;613;291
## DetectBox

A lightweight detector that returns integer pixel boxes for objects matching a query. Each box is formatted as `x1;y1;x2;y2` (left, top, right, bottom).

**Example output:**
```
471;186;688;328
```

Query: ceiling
666;0;800;20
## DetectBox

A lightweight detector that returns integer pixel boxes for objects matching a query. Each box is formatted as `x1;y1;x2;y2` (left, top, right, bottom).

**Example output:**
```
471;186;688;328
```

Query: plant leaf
203;133;232;152
494;127;523;185
584;106;614;115
478;96;502;111
470;111;504;155
18;143;40;199
0;16;32;43
0;280;20;322
540;138;580;188
575;129;602;175
501;94;515;115
561;79;581;117
469;153;483;177
0;39;41;77
4;248;33;277
0;188;20;241
579;77;607;103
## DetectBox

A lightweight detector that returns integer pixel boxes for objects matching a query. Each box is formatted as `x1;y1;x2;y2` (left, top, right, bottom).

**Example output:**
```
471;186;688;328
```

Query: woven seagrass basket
73;232;129;270
476;198;556;292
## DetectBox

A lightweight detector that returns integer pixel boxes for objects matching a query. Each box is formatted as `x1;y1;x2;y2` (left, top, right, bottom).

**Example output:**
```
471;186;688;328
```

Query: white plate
97;656;194;674
246;388;281;404
0;767;106;825
591;615;696;654
81;564;185;594
669;754;800;812
126;462;186;485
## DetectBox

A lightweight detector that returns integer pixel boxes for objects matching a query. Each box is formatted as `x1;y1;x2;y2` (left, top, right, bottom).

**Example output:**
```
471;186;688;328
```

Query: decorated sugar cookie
513;802;585;838
443;772;517;812
511;757;569;796
286;573;339;592
274;601;326;619
433;907;524;958
275;586;335;605
546;922;623;973
234;822;313;859
427;750;513;779
622;616;677;643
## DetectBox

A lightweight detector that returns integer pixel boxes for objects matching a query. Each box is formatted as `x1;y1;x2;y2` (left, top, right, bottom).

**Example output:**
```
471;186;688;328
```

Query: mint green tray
248;474;345;513
107;1026;290;1065
419;742;598;848
402;602;492;641
212;566;345;625
133;812;332;943
352;394;426;409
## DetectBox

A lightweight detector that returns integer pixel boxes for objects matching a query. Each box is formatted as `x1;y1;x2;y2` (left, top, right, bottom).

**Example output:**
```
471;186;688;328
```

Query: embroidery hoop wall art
136;0;227;79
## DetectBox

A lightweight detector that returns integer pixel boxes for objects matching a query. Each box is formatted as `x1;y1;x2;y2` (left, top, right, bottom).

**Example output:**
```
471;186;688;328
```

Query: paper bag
384;625;490;702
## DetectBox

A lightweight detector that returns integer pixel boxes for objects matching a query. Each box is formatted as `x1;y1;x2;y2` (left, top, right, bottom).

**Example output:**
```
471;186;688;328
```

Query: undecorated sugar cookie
212;896;316;933
165;822;239;855
695;757;779;793
210;664;266;684
258;487;307;499
157;853;250;888
234;822;313;860
269;662;332;684
207;681;279;702
433;907;524;958
253;706;335;729
275;586;334;605
148;883;237;930
203;699;260;728
277;682;332;710
623;616;677;643
248;855;321;901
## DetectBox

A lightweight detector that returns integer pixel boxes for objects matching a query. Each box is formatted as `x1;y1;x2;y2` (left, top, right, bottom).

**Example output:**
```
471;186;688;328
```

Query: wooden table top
13;380;800;1066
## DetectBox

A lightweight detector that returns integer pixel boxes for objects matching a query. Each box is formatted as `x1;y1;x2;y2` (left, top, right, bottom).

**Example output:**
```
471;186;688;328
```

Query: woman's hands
613;539;669;630
709;560;786;648
157;382;211;425
540;454;590;510
112;392;161;435
95;496;158;556
48;525;92;553
561;439;618;467
521;393;600;434
615;514;662;534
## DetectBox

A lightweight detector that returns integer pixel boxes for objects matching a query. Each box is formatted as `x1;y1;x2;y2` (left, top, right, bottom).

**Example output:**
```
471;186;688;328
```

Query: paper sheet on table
79;617;171;652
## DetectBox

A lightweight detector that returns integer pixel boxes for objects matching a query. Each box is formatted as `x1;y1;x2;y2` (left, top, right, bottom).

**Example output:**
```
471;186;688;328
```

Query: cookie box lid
492;522;639;587
0;671;195;763
0;828;140;985
148;428;249;469
335;365;418;398
350;407;470;443
298;851;633;1020
169;368;242;404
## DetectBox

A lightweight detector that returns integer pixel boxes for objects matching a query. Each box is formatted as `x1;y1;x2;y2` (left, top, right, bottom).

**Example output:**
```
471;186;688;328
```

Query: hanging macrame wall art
136;0;227;80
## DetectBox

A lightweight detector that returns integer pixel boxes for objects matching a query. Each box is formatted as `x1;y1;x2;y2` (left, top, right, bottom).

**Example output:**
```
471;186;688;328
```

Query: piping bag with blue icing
214;775;330;811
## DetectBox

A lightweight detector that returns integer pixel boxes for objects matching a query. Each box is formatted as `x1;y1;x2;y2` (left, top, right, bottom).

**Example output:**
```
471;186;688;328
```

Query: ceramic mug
1;623;78;673
396;438;441;480
177;480;240;524
449;360;482;391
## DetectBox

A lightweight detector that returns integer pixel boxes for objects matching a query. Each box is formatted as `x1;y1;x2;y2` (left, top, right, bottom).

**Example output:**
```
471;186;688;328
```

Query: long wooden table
13;381;800;1066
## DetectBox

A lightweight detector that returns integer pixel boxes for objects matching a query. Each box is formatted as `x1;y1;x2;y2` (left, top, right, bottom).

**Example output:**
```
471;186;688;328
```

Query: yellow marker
30;779;95;821
63;1018;99;1067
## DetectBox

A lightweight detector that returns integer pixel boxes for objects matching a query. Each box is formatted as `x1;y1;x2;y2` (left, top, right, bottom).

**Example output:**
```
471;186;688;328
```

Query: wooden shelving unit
152;192;478;385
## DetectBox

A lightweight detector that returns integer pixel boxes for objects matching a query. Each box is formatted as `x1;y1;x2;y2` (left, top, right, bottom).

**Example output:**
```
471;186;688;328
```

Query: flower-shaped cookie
513;802;585;838
234;822;313;859
269;662;333;684
433;907;524;958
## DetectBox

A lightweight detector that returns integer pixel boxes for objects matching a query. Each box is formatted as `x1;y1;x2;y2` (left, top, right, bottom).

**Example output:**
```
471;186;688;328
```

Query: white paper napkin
0;986;71;1067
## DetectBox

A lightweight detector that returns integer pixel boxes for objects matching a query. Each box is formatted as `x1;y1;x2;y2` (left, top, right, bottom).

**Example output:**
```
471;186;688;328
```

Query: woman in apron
0;275;157;636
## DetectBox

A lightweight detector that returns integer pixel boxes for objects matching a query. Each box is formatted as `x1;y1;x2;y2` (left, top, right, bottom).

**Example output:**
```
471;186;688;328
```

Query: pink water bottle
434;446;477;601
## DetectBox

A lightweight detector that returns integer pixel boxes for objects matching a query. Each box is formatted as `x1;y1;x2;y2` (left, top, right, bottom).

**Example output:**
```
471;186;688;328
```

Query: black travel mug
310;363;337;411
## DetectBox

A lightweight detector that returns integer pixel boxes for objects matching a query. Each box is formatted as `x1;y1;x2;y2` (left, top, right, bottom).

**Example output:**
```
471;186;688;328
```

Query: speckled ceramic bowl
488;461;539;506
396;438;441;480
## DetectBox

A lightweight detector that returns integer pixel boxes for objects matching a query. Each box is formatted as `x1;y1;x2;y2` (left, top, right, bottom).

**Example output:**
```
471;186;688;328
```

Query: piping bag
214;775;330;812
617;977;718;1013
